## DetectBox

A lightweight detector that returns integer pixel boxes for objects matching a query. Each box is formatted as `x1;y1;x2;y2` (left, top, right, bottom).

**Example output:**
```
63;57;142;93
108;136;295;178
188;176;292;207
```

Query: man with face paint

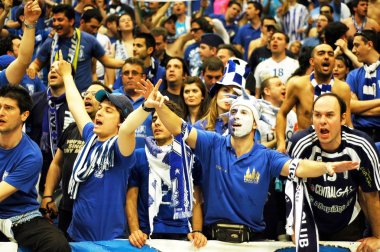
142;83;359;243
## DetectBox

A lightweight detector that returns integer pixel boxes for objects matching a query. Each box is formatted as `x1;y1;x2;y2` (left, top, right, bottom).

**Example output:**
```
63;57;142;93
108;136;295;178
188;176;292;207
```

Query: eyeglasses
191;27;202;33
122;70;143;77
81;91;97;97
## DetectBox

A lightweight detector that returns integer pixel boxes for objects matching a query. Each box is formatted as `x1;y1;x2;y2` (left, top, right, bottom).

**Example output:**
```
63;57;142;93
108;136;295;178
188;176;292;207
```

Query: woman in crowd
181;76;208;125
194;80;240;134
333;55;352;81
111;12;135;86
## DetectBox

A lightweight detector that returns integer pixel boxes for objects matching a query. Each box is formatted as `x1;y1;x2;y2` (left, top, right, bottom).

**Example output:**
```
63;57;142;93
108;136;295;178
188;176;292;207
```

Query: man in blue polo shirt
233;1;262;60
347;29;380;142
142;83;359;244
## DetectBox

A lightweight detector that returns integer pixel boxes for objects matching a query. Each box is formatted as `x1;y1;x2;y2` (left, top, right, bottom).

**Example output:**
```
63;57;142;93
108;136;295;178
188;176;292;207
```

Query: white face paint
228;105;254;138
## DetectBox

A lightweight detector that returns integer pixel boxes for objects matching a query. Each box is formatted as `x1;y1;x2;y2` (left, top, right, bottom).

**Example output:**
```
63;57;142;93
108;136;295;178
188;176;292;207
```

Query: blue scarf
41;89;66;156
310;72;334;100
363;61;380;100
145;121;194;235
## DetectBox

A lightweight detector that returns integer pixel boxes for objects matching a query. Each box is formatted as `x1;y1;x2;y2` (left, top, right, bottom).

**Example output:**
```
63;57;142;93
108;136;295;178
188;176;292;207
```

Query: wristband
191;230;202;234
42;195;53;199
142;100;155;112
24;21;37;29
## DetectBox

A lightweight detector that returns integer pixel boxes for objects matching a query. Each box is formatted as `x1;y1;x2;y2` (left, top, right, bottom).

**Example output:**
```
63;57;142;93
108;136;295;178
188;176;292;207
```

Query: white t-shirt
254;56;299;89
96;33;112;80
258;107;298;144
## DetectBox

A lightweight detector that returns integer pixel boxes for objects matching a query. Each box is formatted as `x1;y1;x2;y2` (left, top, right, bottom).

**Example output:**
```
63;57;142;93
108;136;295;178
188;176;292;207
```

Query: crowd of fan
0;0;380;251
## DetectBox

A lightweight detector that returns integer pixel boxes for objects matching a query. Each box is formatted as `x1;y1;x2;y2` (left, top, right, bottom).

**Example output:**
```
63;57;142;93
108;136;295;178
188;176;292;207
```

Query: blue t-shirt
128;149;190;235
346;67;380;128
68;122;136;241
37;31;105;92
233;24;261;60
112;89;153;149
8;28;50;60
0;70;8;86
194;130;289;231
0;133;43;219
20;74;46;95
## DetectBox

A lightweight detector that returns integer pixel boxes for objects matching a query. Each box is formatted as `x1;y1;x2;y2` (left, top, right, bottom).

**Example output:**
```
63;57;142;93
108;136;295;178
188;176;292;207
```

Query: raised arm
117;79;163;157
149;89;198;149
5;0;41;85
56;51;91;135
152;2;170;28
0;0;12;36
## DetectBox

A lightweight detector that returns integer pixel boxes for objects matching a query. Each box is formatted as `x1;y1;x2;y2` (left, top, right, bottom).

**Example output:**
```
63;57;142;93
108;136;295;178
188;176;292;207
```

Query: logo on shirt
2;171;9;181
244;167;260;184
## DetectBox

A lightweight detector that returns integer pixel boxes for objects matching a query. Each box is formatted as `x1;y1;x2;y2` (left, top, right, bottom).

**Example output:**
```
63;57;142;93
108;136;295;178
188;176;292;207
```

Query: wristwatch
142;100;155;112
24;21;37;29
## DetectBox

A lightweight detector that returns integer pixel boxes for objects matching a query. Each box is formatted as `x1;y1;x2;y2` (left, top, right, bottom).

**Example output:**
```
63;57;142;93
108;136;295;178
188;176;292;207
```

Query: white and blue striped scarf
310;72;334;100
145;121;194;235
68;134;118;200
363;61;380;100
285;159;319;252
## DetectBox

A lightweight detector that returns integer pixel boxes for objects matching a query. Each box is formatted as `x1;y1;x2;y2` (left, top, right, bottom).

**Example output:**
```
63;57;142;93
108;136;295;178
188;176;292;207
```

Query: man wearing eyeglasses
113;57;153;149
40;81;111;237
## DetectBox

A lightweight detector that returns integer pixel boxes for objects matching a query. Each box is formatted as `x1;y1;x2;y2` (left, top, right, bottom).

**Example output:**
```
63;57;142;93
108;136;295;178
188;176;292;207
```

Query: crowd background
1;0;380;251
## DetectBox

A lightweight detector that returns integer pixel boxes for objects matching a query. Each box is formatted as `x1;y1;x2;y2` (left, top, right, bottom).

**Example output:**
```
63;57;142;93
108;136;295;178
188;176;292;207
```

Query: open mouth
95;119;103;126
319;128;330;138
55;25;63;32
321;62;330;71
84;102;92;108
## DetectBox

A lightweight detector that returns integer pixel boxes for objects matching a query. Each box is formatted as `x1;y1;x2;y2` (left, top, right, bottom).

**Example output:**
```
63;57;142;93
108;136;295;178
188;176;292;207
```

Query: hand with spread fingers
135;78;157;100
188;231;207;248
129;229;148;248
139;79;169;109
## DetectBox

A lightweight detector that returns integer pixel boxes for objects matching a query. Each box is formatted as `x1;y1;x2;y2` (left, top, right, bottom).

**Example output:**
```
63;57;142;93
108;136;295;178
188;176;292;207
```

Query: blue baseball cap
95;90;134;120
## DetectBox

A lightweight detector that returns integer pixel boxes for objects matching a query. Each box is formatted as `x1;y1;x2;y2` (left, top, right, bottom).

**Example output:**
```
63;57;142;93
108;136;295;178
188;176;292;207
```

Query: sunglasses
191;27;202;33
